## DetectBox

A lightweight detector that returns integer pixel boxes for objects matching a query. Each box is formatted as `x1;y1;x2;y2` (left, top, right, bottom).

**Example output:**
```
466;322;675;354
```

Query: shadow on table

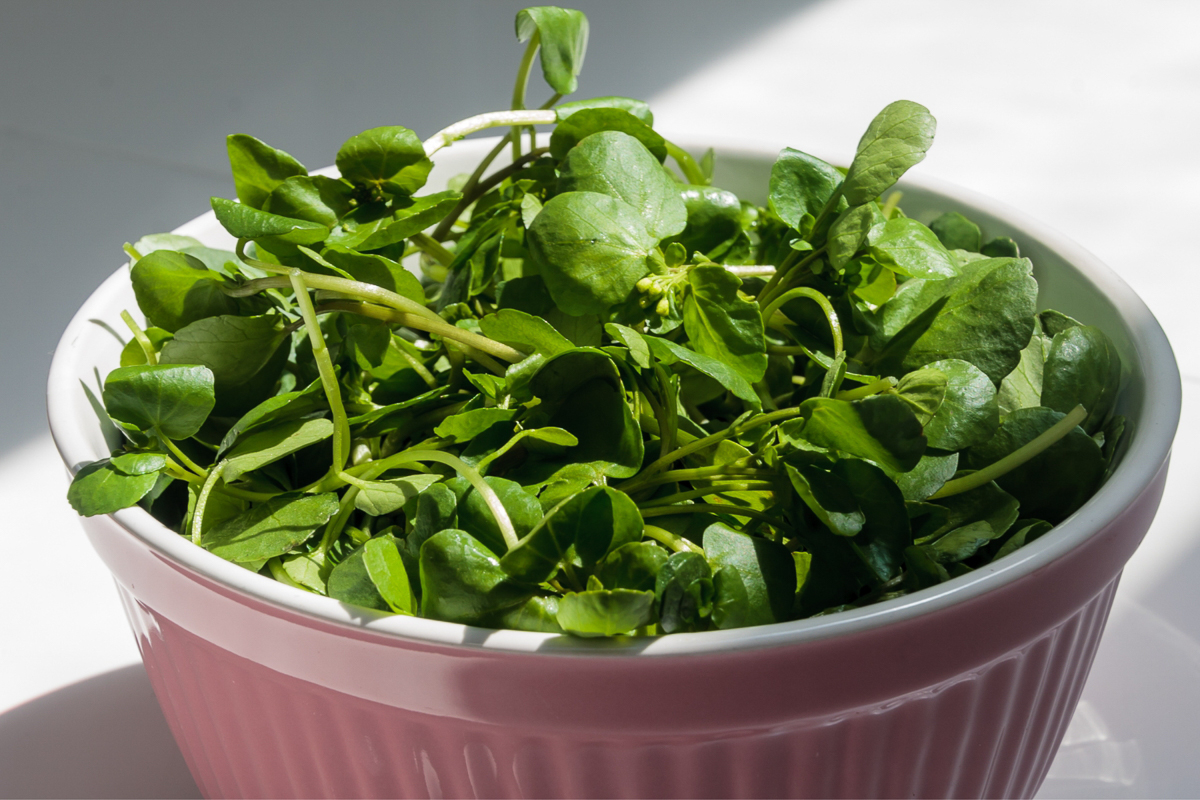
0;664;199;799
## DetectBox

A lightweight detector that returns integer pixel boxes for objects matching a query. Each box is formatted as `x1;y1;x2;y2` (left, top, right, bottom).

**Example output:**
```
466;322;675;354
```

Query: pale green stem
836;376;897;401
664;140;708;185
930;405;1088;499
159;433;206;477
120;310;157;365
642;524;704;555
423;109;558;157
638;481;775;508
510;31;541;160
122;243;142;262
628;467;776;492
191;461;226;546
409;232;455;266
726;265;778;278
289;271;351;471
761;287;843;356
641;503;781;526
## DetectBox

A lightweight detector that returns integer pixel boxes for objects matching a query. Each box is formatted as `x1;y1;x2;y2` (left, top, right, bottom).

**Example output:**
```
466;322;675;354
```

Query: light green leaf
842;100;937;205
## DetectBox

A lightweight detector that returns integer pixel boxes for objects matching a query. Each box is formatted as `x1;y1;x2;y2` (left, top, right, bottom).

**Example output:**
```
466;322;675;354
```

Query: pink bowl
48;138;1181;798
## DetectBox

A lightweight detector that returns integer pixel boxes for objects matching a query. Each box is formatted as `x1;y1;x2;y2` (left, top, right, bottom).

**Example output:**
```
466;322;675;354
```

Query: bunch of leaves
68;6;1126;637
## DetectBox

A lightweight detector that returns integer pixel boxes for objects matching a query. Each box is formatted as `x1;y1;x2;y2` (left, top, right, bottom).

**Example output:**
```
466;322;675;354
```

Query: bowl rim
47;136;1183;657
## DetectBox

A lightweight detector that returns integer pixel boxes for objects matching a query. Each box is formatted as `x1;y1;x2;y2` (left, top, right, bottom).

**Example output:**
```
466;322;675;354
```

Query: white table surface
2;1;1198;797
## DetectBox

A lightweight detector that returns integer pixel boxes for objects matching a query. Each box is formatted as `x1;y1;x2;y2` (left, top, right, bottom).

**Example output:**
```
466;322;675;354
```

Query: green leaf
103;364;215;439
643;334;761;408
549;485;643;566
556;96;652;125
768;148;844;230
549;108;666;162
210;197;329;245
353;474;442;516
558;131;687;240
894;367;948;425
203;493;340;563
556;589;655;637
870;217;958;279
526;191;658;316
981;236;1020;258
110;452;168;476
434;408;520;443
129;250;238;333
336;126;431;193
223;417;334;482
226;134;307;210
682;265;767;385
797;394;926;472
593;541;669;592
266;175;353;227
921;481;1019;545
889;452;958;502
842;100;937;205
966;406;1105;522
827;202;885;269
479;308;574;357
327;542;388;611
352;191;463;251
68;459;162;517
419;529;535;625
159;314;288;388
669;185;744;256
516;6;589;96
705;523;796;628
1041;325;1122;434
929;211;981;252
130;233;203;260
216;379;326;457
448;476;542;556
831;458;910;582
654;551;714;633
926;520;1001;564
787;464;865;537
363;536;417;614
922;359;999;450
872;256;1038;383
528;349;644;478
603;322;651;369
997;329;1049;417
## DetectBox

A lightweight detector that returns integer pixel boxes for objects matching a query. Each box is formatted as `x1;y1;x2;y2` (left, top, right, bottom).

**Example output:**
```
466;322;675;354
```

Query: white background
2;1;1198;796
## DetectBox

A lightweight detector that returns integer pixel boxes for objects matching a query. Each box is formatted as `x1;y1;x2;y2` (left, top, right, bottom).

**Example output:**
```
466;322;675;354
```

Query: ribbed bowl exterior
82;460;1166;799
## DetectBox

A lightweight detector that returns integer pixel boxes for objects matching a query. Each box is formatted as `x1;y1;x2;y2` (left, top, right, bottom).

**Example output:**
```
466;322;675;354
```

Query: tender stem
319;485;361;552
120;310;158;365
762;287;843;356
289;271;351;471
409;232;455;266
431;147;549;242
158;432;206;478
641;503;781;526
836;376;897;401
758;248;824;306
930;405;1088;499
423;109;558;157
639;481;775;508
726;265;777;278
642;524;704;555
624;467;776;493
664;140;708;185
191;461;226;546
511;31;541;160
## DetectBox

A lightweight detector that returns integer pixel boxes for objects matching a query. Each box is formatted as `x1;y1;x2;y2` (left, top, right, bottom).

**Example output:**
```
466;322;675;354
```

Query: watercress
70;6;1125;637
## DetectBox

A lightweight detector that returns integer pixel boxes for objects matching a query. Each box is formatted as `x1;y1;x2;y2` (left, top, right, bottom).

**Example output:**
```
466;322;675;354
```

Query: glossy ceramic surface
48;138;1181;798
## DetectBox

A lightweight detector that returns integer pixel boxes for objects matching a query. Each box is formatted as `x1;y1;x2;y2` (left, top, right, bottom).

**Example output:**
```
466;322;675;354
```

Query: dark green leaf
479;308;574;357
354;191;463;250
922;359;999;450
997;329;1049;417
929;211;981;252
842;100;937;205
1041;325;1122;433
768;148;843;230
434;408;520;443
827;203;884;269
110;452;168;476
644;334;761;408
894;367;948;425
786;464;864;537
556;589;655;636
363;535;416;614
797;394;926;472
203;492;340;563
129;250;238;332
548;485;642;566
336;126;430;193
226;134;307;210
556;96;652;125
549;108;666;162
682;265;767;384
558;131;687;240
68;459;161;517
223;417;334;482
449;476;542;556
328;542;388;611
159;314;288;388
670;185;743;255
210;197;329;245
526;191;657;315
654;551;714;633
516;6;589;95
593;541;669;592
705;523;796;628
103;364;215;439
870;217;957;279
419;529;535;625
266;175;353;227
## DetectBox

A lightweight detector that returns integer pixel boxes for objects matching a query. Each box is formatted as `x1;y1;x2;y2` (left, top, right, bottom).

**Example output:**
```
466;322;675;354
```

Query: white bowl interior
47;137;1182;656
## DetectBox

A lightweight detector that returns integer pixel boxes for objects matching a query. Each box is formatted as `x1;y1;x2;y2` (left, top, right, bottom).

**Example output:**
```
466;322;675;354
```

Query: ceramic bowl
47;137;1181;798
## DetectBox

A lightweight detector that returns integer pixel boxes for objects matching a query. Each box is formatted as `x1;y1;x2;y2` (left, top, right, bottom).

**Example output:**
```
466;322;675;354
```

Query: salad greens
68;6;1125;637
